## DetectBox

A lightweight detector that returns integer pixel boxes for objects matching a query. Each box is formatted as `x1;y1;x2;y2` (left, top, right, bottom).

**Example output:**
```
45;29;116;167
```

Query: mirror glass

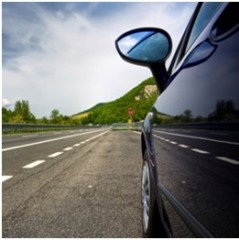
117;30;171;63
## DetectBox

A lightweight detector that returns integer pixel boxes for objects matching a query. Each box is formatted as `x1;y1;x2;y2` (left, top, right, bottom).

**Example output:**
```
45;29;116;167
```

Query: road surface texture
2;130;142;237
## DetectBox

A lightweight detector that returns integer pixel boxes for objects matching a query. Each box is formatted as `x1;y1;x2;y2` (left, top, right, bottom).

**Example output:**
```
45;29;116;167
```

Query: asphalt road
2;130;143;238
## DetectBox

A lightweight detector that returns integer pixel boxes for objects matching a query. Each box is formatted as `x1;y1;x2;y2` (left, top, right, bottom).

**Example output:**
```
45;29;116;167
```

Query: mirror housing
115;28;172;92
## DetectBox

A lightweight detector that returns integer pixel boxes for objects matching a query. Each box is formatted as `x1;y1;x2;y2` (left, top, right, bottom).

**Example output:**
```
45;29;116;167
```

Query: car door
151;2;239;237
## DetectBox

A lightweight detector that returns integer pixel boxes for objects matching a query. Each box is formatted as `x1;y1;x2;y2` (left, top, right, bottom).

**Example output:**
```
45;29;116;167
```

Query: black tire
141;151;158;237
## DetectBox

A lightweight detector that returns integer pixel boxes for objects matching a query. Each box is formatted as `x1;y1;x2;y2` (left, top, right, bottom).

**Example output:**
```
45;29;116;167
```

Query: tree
50;109;64;124
40;116;50;124
12;100;36;123
50;109;60;123
209;100;238;121
2;107;13;122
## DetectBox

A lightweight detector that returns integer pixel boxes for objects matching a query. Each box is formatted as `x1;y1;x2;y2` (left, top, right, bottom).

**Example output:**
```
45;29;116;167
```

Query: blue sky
2;2;196;118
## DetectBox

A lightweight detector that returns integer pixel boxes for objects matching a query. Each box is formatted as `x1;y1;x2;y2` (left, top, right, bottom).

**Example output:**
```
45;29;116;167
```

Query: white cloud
2;98;12;108
2;2;196;118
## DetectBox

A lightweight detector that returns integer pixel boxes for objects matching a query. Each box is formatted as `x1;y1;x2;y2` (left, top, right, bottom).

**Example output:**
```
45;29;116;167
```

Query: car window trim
168;3;202;75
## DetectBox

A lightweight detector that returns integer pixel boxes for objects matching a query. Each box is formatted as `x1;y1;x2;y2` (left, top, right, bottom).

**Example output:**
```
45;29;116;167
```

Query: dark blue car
116;2;239;237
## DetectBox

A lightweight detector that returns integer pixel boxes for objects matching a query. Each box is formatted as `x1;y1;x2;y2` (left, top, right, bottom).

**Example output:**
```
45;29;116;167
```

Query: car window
211;3;239;41
168;3;221;74
185;2;221;53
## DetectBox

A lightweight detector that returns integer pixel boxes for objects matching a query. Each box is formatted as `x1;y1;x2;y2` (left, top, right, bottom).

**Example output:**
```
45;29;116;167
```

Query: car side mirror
115;27;172;92
115;27;172;66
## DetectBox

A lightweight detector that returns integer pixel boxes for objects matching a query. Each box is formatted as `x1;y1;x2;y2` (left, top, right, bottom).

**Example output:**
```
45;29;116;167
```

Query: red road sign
128;108;134;116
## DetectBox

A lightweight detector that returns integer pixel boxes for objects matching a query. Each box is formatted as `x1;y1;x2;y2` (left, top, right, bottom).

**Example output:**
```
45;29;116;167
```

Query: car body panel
145;2;239;237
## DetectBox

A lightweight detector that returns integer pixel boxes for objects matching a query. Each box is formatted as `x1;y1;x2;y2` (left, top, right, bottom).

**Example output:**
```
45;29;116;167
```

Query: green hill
73;77;158;125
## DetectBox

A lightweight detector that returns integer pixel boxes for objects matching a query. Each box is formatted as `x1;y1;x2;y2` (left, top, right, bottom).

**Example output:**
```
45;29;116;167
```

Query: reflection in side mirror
115;28;172;66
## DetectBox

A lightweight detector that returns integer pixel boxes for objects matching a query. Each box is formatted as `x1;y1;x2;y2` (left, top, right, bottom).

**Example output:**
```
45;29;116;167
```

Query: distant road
2;130;142;237
2;128;108;151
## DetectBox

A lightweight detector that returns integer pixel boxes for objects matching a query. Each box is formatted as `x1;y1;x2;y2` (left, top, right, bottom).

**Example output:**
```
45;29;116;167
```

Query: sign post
128;108;134;124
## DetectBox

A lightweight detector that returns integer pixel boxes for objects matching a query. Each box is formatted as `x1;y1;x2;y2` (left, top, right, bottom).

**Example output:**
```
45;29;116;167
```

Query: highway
2;129;142;238
3;127;239;237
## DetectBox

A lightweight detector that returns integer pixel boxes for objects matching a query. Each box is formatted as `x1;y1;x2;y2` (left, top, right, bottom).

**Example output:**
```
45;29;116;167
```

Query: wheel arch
141;132;172;237
141;130;173;237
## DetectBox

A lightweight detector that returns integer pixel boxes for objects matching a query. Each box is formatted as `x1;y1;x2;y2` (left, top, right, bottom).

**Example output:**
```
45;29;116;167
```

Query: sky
2;2;197;118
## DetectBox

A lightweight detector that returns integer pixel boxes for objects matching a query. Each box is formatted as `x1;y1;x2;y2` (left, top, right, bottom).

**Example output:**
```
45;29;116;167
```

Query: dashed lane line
23;160;46;169
154;130;239;146
2;129;109;152
2;176;13;182
48;152;63;158
191;148;210;154
179;144;189;148
3;130;110;183
64;147;73;151
216;156;239;165
155;133;239;165
73;143;81;147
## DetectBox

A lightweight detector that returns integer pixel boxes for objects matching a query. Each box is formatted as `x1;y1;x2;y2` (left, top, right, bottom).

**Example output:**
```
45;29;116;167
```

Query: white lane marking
23;160;45;169
2;129;110;152
81;141;86;144
191;148;210;154
154;130;239;146
153;135;161;139
179;144;189;148
74;143;81;147
48;152;63;158
64;147;73;151
84;130;110;142
216;156;239;165
154;135;164;141
2;175;13;182
155;133;238;165
154;134;174;144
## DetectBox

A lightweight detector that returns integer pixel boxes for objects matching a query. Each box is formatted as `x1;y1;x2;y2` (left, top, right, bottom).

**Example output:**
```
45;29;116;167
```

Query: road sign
128;108;133;116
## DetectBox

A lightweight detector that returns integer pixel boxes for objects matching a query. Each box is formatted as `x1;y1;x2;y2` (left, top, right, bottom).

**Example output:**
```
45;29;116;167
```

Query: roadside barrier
111;122;142;131
2;123;101;134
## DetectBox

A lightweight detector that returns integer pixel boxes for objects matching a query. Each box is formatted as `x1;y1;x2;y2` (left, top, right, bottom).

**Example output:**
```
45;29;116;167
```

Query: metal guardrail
2;122;143;134
2;123;101;134
111;122;142;131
